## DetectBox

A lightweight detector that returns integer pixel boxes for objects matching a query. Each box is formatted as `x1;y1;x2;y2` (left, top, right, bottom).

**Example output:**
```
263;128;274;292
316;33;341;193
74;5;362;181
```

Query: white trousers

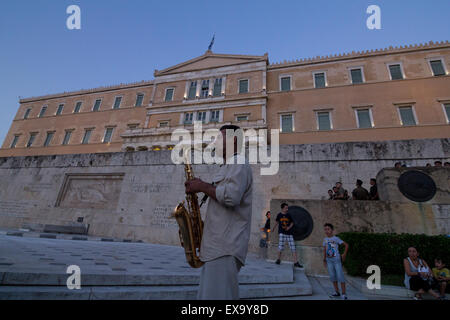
197;255;242;300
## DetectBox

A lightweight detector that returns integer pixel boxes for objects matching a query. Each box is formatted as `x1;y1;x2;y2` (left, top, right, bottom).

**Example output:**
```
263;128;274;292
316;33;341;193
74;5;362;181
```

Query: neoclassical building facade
1;41;449;157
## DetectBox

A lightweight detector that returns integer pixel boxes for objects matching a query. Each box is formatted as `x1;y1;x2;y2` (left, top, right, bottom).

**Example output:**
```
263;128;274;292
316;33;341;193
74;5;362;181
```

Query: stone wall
268;198;449;275
0;138;448;274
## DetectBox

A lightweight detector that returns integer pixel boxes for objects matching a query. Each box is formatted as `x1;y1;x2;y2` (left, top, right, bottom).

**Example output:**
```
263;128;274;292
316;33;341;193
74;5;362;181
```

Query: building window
200;80;209;98
10;135;20;148
39;106;47;118
388;64;404;80
62;131;72;145
280;114;293;132
74;102;82;113
236;115;249;122
430;60;446;76
280;76;291;91
239;79;249;94
184;112;193;124
135;94;144;107
398;106;417;126
82;129;93;144
26;133;37;148
197;111;207;123
188;81;197;99
313;72;326;88
56;104;64;116
444;103;450;123
159;121;169;128
350;68;364;84
317;112;331;130
103;127;114;143
165;88;174;102
113;97;122;109
210;110;220;122
355;109;373;128
213;78;222;97
93;99;102;112
23;108;31;119
43;132;54;147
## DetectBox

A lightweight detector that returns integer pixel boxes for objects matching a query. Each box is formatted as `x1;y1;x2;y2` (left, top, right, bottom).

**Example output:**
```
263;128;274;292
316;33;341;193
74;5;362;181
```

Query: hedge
337;232;450;277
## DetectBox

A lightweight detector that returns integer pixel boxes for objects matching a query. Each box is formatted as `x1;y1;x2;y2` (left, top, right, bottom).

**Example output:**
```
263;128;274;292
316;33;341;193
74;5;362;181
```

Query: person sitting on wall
434;161;443;167
334;182;347;200
351;179;369;200
327;189;334;200
394;162;402;168
403;247;442;300
369;178;379;200
432;258;449;299
271;203;302;268
332;186;339;200
444;162;450;167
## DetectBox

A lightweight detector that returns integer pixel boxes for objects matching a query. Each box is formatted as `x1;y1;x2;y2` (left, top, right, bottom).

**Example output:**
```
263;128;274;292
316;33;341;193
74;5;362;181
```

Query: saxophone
172;150;204;268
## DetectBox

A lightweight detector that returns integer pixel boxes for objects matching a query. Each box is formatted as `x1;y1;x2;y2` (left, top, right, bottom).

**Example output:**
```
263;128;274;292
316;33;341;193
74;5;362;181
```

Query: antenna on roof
207;33;215;52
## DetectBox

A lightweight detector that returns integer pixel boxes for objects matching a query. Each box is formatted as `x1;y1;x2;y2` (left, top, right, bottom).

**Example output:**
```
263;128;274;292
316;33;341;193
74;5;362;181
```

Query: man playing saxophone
184;125;253;300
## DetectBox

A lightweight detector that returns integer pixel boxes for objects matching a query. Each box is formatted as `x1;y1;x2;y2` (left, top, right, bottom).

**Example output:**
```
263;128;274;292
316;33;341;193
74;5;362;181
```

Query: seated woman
404;247;441;300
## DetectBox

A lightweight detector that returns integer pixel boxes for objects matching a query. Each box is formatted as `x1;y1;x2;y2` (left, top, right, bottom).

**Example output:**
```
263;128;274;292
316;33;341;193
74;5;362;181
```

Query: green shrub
337;232;450;278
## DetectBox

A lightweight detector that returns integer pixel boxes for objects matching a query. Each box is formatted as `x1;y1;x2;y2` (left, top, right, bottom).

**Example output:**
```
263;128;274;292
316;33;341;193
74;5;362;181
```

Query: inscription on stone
24;183;53;193
150;205;177;228
0;201;33;218
131;183;171;194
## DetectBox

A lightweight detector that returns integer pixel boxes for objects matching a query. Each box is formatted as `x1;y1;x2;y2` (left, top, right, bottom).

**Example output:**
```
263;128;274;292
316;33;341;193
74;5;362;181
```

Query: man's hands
185;178;217;201
185;178;206;194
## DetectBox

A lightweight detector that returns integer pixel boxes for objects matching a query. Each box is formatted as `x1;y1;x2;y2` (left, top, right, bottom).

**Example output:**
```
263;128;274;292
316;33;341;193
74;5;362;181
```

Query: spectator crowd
327;179;379;201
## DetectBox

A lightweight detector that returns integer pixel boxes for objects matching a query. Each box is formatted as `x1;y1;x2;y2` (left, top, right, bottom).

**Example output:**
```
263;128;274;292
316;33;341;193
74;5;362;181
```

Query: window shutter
389;65;403;80
351;69;363;84
281;77;291;91
357;110;372;128
314;73;325;88
399;107;416;126
430;60;445;76
281;115;293;132
318;112;331;130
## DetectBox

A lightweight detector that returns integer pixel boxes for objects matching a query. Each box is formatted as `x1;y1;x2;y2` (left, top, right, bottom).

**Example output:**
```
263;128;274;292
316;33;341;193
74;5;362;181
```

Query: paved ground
0;232;413;300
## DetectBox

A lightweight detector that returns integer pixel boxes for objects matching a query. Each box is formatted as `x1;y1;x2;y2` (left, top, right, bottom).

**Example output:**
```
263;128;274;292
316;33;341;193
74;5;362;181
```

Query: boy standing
432;258;449;299
323;223;349;299
272;203;302;268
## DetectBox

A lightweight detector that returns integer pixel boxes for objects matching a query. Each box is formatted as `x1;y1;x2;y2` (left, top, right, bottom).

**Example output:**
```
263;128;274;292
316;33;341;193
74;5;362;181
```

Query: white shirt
199;154;253;265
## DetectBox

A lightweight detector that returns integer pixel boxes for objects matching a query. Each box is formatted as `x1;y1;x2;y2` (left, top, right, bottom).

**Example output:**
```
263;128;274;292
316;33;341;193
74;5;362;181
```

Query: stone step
0;261;293;286
0;270;312;300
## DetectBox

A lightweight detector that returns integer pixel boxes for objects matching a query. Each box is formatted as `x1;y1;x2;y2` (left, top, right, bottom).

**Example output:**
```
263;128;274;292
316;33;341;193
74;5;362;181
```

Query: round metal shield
287;206;314;241
397;170;436;202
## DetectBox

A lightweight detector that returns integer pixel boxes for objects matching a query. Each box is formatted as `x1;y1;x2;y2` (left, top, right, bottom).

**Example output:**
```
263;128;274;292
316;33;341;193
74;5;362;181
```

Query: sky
0;0;449;145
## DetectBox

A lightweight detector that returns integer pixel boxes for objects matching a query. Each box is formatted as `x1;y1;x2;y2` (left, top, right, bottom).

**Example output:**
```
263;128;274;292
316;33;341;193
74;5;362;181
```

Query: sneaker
413;294;423;300
329;292;341;298
275;259;281;265
341;294;348;300
294;262;303;268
